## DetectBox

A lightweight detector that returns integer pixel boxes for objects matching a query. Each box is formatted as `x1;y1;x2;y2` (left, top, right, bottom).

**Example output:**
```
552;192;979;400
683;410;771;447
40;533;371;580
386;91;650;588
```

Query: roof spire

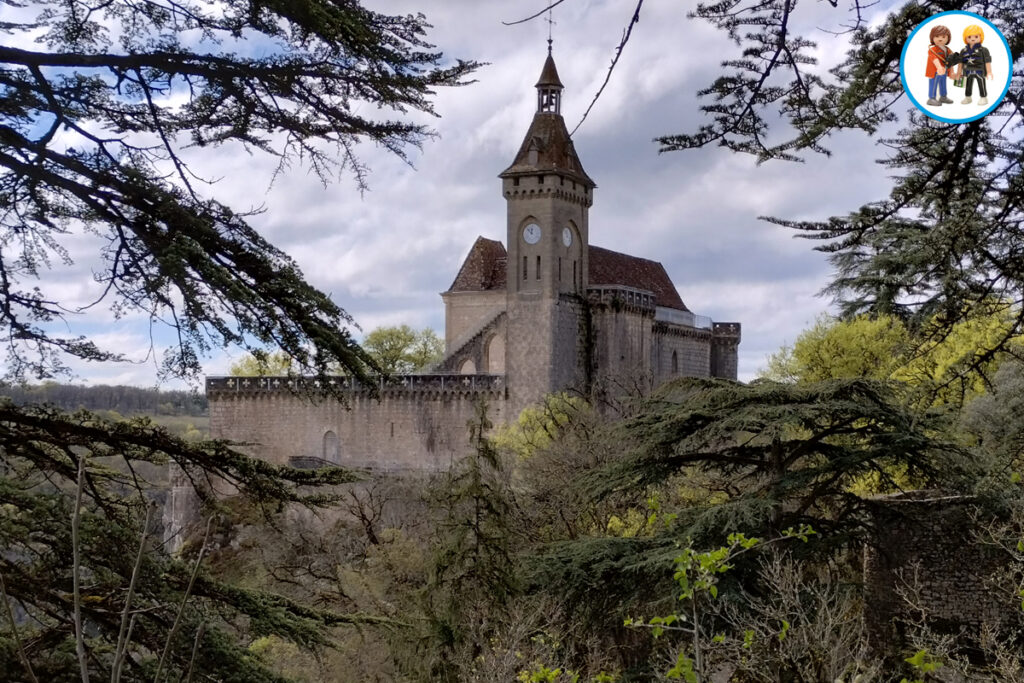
546;7;555;54
535;41;563;114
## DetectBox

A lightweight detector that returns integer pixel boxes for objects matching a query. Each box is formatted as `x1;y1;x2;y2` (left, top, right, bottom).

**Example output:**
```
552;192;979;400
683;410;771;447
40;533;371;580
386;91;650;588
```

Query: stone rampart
207;374;506;472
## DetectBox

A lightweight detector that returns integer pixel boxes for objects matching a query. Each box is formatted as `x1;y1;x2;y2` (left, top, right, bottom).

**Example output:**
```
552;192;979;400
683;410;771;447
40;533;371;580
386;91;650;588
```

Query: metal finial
546;8;555;54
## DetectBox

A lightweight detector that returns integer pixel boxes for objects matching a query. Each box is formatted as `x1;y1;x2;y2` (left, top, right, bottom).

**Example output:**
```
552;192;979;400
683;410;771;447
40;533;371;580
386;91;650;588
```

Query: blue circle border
899;10;1012;124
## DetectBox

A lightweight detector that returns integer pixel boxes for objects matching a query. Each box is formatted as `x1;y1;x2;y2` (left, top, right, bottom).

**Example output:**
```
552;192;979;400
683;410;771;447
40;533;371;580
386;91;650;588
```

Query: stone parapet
587;285;656;313
712;321;742;341
206;373;506;398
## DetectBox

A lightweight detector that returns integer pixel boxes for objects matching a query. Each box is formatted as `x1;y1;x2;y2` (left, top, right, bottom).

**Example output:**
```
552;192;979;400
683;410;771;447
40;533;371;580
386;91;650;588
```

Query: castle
205;51;740;471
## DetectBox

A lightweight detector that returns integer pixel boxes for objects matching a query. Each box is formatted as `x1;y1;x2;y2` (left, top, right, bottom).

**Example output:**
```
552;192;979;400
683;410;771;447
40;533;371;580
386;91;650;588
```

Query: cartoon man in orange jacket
925;25;954;106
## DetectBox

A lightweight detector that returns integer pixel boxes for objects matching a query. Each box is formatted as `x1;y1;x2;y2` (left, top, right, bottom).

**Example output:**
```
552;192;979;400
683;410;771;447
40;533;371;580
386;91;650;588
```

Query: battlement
712;321;742;342
206;373;506;398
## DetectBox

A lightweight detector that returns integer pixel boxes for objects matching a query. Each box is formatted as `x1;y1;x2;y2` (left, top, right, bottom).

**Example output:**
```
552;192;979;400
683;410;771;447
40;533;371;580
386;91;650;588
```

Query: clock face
562;227;573;247
523;223;541;245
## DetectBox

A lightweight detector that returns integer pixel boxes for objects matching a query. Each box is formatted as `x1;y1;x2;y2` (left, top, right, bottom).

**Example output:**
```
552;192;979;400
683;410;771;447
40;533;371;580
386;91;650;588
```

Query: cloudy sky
31;0;908;386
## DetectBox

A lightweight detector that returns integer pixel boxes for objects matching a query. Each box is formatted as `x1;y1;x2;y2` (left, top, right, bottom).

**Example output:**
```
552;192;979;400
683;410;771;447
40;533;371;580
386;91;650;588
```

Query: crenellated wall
207;375;506;472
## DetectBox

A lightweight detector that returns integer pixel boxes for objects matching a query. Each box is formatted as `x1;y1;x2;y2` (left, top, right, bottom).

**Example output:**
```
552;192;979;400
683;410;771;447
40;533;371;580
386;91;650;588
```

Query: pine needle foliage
0;2;476;678
420;400;519;681
670;0;1023;383
0;0;478;383
585;377;962;538
0;399;388;681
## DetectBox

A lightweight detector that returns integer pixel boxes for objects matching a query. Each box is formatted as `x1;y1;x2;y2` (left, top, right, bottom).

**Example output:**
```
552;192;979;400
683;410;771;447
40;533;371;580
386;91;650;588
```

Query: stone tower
499;50;596;413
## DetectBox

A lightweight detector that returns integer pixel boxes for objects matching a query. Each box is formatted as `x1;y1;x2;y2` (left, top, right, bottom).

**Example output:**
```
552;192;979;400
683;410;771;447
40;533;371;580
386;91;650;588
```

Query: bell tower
499;49;596;414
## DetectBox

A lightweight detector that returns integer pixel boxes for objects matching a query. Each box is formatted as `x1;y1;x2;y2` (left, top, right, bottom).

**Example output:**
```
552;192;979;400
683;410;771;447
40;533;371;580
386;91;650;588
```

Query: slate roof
447;237;507;292
589;245;688;311
499;113;595;188
535;53;564;88
446;237;688;311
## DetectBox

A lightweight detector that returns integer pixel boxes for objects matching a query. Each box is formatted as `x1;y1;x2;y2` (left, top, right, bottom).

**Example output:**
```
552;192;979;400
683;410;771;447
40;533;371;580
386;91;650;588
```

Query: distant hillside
1;383;208;417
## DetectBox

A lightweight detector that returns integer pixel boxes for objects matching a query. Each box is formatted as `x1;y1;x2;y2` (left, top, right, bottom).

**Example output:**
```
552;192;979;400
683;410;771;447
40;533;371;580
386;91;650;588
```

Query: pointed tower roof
535;53;563;88
499;52;595;188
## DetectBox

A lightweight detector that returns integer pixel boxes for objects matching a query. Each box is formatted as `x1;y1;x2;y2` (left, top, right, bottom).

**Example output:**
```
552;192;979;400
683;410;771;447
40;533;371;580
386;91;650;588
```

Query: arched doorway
323;430;340;464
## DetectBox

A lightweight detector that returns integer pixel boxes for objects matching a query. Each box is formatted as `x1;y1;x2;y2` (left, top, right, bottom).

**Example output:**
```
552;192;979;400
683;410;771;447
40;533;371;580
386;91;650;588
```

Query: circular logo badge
900;11;1012;123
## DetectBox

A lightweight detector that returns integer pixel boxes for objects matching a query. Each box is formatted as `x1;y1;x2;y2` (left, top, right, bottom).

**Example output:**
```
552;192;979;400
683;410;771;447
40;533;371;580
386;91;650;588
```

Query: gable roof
446;238;688;312
447;237;507;292
588;245;689;311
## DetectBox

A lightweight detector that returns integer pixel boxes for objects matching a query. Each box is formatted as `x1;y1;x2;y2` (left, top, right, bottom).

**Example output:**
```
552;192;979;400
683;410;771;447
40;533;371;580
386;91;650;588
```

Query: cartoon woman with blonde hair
925;24;953;106
952;24;994;105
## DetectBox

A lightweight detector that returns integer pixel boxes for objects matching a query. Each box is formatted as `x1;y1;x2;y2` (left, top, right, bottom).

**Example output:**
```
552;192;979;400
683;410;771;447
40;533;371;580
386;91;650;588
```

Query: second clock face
562;227;573;247
523;223;541;244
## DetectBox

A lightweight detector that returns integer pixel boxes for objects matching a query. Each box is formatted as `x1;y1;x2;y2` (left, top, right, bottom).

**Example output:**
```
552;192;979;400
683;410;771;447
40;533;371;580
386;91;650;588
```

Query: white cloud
11;1;908;388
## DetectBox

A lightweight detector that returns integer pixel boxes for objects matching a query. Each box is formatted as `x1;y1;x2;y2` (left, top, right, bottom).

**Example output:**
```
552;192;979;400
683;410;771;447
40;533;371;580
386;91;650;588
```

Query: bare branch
570;0;644;137
72;454;91;683
0;571;39;683
111;503;153;683
152;516;212;683
502;0;570;26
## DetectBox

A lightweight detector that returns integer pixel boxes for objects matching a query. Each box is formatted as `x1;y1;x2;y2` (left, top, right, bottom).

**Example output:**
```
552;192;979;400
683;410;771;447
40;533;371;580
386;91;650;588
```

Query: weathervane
546;7;556;54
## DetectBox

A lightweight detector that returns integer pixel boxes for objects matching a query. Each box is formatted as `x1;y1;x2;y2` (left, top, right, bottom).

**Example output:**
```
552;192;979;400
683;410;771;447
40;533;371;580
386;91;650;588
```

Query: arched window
485;335;505;374
459;358;476;374
672;350;679;375
323;430;340;464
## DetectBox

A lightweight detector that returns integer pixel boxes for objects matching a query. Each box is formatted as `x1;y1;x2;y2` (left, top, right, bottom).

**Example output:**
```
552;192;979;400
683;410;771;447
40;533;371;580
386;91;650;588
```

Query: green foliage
493;392;591;460
1;382;208;416
0;1;476;677
901;648;943;683
362;325;444;374
762;310;1020;409
661;0;1024;398
584;377;959;539
229;350;296;377
761;314;909;383
627;528;815;680
421;400;520;681
0;1;476;383
0;400;374;681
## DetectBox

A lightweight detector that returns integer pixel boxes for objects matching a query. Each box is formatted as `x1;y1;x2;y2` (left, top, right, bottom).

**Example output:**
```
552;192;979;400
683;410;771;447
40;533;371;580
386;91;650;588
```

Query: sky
15;0;906;387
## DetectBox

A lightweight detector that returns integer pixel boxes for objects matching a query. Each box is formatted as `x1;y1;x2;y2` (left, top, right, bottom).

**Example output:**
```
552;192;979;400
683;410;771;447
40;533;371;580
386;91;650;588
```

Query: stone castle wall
207;375;506;472
652;324;712;386
863;491;1010;651
711;322;741;381
442;290;507;355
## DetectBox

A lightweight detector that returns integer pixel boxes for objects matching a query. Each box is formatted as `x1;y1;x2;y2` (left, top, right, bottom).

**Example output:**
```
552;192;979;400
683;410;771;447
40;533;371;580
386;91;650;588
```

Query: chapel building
205;50;740;471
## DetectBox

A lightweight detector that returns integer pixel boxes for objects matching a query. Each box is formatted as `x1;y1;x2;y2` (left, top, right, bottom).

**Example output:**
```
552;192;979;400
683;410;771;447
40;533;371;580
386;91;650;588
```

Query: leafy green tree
526;377;964;631
761;314;909;384
420;400;519;681
656;0;1024;383
228;350;296;377
761;309;1020;409
492;392;590;460
362;325;444;374
0;1;475;680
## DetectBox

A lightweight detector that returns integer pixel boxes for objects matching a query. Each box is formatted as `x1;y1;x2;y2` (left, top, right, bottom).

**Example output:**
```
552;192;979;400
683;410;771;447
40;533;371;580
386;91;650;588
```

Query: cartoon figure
925;25;954;106
952;24;994;105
